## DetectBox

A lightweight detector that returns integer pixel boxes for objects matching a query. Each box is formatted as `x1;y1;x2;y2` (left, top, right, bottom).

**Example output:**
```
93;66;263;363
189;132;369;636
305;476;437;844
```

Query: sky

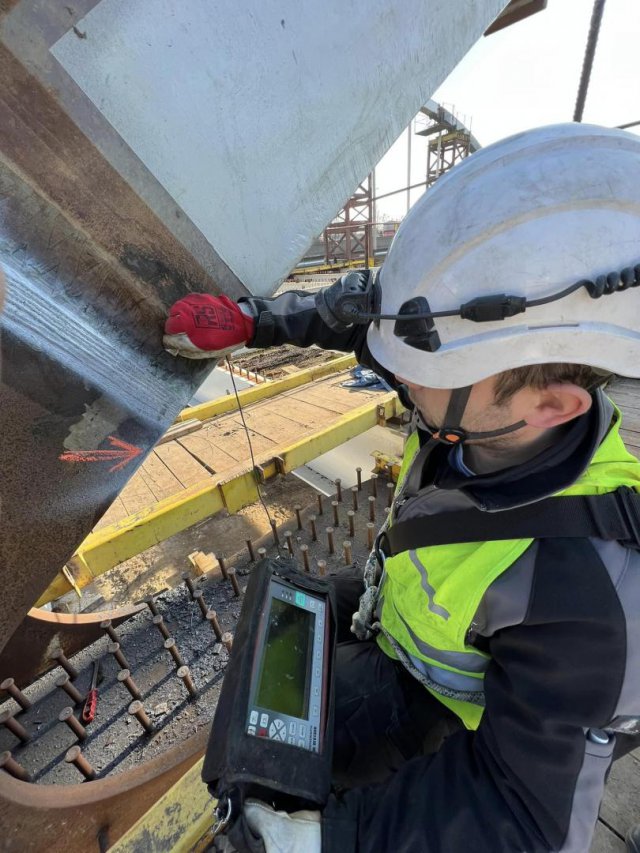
374;0;640;220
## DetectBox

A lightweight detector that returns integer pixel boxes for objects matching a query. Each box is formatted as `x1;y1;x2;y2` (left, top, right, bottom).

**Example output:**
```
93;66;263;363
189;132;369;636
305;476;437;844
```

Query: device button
250;710;258;725
269;718;287;741
299;724;306;737
298;739;305;748
260;713;269;728
258;728;267;737
288;736;295;745
315;667;321;677
314;686;320;697
312;706;319;717
248;725;256;735
289;721;296;735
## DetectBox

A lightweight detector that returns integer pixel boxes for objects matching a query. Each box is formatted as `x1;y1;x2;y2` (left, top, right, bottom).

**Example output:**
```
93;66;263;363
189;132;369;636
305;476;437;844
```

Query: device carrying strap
380;487;640;556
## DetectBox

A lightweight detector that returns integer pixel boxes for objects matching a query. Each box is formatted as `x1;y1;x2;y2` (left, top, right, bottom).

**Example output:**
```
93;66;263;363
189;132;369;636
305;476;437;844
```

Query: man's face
395;374;516;442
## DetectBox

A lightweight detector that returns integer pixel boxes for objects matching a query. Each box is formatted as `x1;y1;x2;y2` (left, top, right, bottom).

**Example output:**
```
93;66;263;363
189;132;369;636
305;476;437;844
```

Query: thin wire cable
573;0;607;122
225;357;285;557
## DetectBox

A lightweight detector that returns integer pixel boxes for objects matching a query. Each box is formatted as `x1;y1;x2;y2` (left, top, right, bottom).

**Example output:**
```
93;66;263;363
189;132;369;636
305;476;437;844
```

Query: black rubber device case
202;556;337;812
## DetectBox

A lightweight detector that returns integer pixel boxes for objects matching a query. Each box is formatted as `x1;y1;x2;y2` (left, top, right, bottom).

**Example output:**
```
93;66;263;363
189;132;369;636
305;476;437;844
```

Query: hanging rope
573;0;607;122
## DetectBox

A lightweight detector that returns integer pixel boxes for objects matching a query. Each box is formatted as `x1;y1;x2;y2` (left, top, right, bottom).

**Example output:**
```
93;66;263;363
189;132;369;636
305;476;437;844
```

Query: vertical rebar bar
246;539;256;561
351;487;358;512
370;473;378;498
65;745;97;781
347;510;355;538
387;481;395;507
317;560;327;577
193;590;208;619
143;596;159;617
343;541;353;565
0;678;32;712
309;515;317;542
356;467;362;491
100;620;119;643
317;494;324;516
177;666;198;698
218;556;229;580
257;547;267;560
368;496;376;522
152;614;170;640
270;519;280;546
367;522;376;549
59;707;87;742
107;642;130;671
117;669;142;701
164;638;185;668
326;527;335;555
128;701;154;734
51;650;78;681
332;501;339;526
221;633;234;652
294;505;303;530
285;531;294;554
0;751;31;782
206;610;223;641
300;544;310;573
335;479;342;502
0;710;29;743
228;568;241;597
181;572;196;599
55;674;83;706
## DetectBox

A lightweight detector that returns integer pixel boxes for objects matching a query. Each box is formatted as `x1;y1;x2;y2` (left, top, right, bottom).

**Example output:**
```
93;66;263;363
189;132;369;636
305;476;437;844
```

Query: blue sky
375;0;640;219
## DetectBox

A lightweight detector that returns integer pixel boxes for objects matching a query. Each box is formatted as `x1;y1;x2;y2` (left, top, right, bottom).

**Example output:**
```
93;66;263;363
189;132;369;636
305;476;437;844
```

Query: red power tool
82;661;102;724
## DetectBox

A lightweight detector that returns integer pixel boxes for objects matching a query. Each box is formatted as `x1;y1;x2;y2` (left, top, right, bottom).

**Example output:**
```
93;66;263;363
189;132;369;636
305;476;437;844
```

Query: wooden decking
95;370;382;528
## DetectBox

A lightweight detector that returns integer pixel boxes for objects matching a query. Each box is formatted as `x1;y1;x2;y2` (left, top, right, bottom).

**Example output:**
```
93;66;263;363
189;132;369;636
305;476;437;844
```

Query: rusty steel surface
0;4;247;655
0;605;144;688
0;725;209;853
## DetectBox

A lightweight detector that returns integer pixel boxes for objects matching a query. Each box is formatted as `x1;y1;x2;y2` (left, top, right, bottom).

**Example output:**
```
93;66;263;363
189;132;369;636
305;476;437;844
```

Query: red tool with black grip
82;661;102;724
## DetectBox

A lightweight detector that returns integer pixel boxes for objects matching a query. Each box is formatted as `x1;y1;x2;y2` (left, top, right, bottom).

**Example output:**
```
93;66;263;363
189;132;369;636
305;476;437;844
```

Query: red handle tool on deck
82;661;102;724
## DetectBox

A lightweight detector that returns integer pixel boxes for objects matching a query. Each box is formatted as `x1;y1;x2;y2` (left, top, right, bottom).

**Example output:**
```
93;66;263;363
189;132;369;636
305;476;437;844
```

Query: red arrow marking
60;435;143;473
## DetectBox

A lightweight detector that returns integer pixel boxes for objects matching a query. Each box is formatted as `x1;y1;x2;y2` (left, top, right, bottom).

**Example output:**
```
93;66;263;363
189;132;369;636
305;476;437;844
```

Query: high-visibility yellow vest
376;404;640;729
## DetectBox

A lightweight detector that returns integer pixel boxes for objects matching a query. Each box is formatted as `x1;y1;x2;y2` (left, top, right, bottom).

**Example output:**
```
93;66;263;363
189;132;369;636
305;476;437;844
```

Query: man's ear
524;383;592;429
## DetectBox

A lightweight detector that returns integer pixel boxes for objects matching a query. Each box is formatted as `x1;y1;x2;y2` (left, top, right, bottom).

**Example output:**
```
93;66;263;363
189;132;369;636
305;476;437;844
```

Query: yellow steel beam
109;757;215;853
37;393;402;605
176;353;357;423
290;258;365;275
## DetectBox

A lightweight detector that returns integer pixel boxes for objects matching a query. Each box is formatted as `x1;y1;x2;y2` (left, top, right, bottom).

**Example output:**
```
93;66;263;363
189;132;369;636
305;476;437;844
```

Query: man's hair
493;364;613;405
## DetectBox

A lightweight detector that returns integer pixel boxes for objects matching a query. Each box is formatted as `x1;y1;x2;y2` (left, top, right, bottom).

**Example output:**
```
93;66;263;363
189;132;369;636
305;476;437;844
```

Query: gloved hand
163;293;255;359
214;800;322;853
244;800;321;853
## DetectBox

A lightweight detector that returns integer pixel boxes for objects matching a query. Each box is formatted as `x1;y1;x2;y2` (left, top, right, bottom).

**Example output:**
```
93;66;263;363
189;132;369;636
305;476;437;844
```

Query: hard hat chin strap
426;385;527;445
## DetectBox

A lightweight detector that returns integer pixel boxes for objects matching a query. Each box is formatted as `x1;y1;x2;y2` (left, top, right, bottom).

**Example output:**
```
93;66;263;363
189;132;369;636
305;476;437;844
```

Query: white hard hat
367;123;640;389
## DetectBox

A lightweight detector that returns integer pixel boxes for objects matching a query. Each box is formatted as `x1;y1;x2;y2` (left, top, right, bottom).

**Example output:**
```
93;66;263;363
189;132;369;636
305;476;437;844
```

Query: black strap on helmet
422;385;526;446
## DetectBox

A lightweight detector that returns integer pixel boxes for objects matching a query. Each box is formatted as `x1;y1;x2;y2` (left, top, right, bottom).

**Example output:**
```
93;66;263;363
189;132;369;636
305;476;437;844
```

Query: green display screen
255;598;314;719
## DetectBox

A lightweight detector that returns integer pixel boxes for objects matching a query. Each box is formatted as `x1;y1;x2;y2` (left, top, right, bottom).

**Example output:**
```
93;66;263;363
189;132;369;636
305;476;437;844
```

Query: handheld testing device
202;557;336;834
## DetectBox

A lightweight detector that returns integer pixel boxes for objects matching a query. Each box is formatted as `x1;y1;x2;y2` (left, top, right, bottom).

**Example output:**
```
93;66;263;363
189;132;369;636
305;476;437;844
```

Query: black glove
314;269;380;331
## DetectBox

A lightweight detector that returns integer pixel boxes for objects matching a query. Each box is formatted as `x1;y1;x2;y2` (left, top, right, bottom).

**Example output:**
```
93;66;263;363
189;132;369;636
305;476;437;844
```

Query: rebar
257;547;267;560
206;609;223;641
387;481;395;507
100;619;119;643
332;501;339;526
309;515;317;541
326;527;335;555
59;707;87;741
285;531;294;554
367;522;376;549
351;487;359;512
65;745;96;781
221;632;234;652
181;571;196;598
356;467;362;491
177;666;198;698
107;642;130;671
117;669;142;701
270;519;280;546
0;710;29;744
368;496;376;522
335;478;342;502
347;510;355;538
143;596;159;617
55;674;83;706
193;590;208;619
343;541;353;565
370;473;378;498
128;700;154;734
300;544;310;573
152;614;170;640
164;637;185;668
317;494;324;515
0;678;32;712
228;568;241;597
294;505;303;530
0;751;31;782
246;539;256;561
218;556;229;580
51;650;78;681
317;560;327;577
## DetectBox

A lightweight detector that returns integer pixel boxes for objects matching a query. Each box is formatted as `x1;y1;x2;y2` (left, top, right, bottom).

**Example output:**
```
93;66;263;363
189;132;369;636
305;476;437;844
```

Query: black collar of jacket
410;389;614;512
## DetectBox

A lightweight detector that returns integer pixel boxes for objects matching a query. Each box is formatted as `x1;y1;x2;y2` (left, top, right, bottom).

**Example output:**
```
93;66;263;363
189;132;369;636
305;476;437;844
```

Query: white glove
244;799;321;853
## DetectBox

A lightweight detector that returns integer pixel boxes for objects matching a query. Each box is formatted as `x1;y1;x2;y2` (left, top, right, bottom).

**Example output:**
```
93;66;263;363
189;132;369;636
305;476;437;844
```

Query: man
165;124;640;852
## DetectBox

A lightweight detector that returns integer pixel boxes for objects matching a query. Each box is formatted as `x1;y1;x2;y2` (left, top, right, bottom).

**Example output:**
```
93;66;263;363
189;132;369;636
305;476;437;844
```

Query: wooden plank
156;418;202;445
590;821;626;852
293;382;377;414
178;432;238;473
228;408;305;443
261;397;340;430
154;441;212;489
599;753;640;840
118;471;157;516
93;495;128;529
196;421;276;462
139;451;184;501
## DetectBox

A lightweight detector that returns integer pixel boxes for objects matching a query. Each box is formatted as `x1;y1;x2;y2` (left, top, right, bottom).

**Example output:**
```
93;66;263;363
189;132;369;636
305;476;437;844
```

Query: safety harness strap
380;487;640;556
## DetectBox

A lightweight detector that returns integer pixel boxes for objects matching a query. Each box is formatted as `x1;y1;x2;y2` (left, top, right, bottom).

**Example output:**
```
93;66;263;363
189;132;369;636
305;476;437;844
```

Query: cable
573;0;607;122
225;356;285;557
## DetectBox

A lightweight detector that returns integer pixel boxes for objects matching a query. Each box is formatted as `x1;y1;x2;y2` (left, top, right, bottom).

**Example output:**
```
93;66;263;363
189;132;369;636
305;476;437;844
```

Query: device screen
255;598;314;719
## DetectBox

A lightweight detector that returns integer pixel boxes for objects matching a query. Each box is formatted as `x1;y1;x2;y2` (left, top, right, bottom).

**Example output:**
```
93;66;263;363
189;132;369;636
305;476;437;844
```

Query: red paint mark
59;435;143;473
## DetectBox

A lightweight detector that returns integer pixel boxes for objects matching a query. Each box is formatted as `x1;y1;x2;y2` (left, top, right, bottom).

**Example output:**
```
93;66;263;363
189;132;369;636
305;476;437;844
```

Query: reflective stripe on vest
377;401;640;729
